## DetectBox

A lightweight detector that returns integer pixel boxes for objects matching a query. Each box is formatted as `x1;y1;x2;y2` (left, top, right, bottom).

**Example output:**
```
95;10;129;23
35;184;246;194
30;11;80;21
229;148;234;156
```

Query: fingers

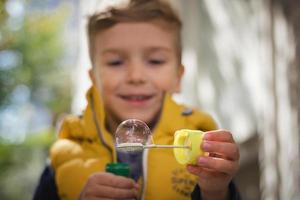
204;130;234;142
202;130;239;161
198;130;240;174
83;197;135;200
187;130;240;196
90;173;137;189
196;156;239;175
81;173;138;199
187;164;227;179
202;141;239;161
90;184;137;199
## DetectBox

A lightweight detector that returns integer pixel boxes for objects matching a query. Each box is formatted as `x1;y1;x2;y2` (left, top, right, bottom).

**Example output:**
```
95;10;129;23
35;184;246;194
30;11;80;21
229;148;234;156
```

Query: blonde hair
87;0;182;65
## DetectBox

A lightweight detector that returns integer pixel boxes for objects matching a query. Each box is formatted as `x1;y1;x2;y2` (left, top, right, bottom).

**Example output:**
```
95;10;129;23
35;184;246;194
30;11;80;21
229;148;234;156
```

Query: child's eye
107;60;123;66
148;59;165;65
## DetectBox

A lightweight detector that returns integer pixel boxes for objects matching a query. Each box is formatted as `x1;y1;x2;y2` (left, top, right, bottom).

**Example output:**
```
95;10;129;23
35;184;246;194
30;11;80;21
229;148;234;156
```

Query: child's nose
126;62;146;84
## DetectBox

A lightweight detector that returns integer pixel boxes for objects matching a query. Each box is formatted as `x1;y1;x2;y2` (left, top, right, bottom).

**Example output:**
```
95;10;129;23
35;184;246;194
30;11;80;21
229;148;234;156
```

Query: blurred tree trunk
277;1;300;199
264;0;300;199
278;0;300;135
173;0;300;199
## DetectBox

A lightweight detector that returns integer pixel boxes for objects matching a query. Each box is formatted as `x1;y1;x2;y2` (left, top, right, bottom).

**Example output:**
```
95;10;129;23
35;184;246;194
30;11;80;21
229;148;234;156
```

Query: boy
34;0;240;199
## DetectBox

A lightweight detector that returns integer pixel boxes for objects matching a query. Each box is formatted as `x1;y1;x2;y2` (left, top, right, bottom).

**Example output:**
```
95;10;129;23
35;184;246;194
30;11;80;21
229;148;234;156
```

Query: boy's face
90;22;183;126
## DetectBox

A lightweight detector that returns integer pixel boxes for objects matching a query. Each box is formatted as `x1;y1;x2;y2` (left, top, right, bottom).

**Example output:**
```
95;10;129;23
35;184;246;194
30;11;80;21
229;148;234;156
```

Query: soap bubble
115;119;152;152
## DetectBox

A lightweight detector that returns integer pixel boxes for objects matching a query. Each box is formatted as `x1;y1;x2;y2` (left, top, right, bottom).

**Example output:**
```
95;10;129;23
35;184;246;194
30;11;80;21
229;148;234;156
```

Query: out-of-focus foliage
0;131;55;200
0;0;73;199
0;1;71;114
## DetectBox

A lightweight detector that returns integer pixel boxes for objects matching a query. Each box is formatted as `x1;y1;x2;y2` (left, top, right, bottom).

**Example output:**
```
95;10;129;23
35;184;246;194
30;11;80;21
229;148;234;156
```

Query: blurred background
0;0;299;199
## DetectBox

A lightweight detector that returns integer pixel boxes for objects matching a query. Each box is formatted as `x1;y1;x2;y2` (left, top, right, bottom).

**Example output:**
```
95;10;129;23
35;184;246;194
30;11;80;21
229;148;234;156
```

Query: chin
121;113;153;124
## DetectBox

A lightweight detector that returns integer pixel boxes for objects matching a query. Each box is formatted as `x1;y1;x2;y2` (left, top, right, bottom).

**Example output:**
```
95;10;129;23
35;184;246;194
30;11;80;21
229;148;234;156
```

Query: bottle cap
105;162;131;177
173;129;205;165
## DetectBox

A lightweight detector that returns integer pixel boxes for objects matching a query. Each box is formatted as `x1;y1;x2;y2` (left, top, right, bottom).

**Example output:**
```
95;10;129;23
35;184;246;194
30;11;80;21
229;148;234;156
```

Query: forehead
95;22;177;53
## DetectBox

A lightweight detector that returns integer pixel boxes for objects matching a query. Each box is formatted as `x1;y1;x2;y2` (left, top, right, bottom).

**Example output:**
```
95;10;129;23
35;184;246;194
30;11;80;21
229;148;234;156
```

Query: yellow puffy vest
50;86;217;200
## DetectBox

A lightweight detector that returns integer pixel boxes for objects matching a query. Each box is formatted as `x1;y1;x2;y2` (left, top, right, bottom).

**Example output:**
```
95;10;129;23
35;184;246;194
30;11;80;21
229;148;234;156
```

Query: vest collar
81;86;184;153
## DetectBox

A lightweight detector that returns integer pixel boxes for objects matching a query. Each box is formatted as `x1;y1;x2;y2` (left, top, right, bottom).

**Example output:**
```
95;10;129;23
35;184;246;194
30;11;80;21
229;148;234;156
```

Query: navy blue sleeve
191;181;241;200
33;164;60;200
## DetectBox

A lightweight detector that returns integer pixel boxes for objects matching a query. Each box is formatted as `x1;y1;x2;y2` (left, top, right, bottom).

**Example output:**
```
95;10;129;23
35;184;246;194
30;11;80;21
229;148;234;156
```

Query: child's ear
178;64;184;78
173;64;184;93
89;68;95;84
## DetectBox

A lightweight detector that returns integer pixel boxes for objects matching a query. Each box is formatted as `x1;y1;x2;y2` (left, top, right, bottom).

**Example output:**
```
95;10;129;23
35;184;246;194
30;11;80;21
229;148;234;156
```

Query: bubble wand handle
116;143;190;151
144;144;190;149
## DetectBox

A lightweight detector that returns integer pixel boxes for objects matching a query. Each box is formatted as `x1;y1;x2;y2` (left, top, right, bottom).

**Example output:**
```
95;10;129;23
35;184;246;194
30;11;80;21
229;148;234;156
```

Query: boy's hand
186;130;240;200
78;172;139;200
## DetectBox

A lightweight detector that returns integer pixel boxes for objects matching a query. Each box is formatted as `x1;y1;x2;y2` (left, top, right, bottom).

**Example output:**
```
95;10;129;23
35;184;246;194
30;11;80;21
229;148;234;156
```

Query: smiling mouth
119;94;153;101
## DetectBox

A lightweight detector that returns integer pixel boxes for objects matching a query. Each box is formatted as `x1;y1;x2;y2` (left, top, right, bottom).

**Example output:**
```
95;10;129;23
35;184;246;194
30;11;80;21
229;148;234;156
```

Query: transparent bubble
115;119;152;152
